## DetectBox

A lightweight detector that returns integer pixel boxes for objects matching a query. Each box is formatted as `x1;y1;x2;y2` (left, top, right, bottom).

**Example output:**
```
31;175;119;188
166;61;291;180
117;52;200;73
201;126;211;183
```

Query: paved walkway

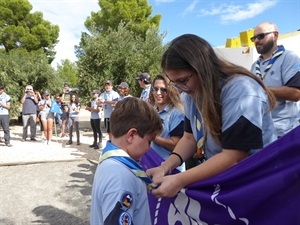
0;109;107;225
0;109;107;166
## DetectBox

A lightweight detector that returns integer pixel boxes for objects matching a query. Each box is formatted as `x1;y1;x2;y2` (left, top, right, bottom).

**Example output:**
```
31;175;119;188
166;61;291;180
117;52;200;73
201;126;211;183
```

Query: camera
68;87;79;92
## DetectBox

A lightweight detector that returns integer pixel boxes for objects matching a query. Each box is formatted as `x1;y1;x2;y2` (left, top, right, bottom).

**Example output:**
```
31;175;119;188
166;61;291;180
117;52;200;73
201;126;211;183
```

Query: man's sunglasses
250;31;276;42
152;87;168;94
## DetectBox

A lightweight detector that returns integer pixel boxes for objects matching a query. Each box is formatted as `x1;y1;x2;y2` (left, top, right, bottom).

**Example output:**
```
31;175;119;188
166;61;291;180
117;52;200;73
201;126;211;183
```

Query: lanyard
100;142;157;190
255;45;285;80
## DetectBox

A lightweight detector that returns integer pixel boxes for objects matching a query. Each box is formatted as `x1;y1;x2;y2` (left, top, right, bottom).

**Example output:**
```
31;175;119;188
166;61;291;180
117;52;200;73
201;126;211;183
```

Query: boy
91;97;162;225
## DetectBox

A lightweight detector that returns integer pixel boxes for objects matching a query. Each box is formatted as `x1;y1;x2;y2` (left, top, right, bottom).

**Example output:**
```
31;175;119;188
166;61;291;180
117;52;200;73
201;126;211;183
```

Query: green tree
0;0;59;63
84;0;161;37
77;23;166;101
0;48;62;118
56;59;78;87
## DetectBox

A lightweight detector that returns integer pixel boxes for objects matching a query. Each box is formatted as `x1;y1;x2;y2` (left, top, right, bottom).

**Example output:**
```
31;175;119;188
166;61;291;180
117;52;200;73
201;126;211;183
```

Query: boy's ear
126;128;138;143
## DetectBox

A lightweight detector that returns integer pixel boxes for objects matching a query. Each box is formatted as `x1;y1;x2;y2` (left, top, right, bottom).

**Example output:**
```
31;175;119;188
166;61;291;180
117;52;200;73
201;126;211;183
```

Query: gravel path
0;111;107;225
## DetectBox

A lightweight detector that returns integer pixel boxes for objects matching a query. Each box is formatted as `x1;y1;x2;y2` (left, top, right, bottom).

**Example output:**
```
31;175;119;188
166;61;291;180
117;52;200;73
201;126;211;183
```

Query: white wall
214;31;300;70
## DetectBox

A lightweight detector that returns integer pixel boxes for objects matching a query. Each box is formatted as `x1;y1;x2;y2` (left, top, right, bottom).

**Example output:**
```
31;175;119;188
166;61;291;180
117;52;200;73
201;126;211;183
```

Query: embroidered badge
118;211;132;225
121;192;133;209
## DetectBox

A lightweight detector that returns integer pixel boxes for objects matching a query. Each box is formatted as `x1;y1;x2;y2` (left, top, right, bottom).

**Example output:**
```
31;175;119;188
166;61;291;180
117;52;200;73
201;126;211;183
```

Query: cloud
181;0;199;17
198;0;278;23
29;0;99;67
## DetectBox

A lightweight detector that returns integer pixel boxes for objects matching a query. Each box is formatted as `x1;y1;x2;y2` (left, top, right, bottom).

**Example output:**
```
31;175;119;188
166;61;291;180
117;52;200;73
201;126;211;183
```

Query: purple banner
141;126;300;225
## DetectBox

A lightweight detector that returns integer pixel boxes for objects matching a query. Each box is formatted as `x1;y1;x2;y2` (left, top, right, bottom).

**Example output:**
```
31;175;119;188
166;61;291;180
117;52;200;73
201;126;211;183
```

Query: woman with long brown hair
147;34;277;198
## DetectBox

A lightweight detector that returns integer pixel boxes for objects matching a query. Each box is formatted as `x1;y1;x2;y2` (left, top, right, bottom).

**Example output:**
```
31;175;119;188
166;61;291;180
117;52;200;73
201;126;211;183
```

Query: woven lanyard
255;45;285;80
99;142;157;190
194;108;206;161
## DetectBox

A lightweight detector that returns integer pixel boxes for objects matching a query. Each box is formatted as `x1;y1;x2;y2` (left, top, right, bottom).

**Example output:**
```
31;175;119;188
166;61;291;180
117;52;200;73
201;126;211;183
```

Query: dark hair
70;94;79;105
110;98;162;138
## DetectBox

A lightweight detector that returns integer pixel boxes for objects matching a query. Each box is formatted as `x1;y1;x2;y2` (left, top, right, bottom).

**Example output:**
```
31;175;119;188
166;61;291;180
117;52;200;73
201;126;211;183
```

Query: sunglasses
152;87;168;94
250;31;276;42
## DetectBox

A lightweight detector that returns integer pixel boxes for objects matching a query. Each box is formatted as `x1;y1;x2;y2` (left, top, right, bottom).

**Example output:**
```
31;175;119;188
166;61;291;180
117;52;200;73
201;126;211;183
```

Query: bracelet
170;152;183;166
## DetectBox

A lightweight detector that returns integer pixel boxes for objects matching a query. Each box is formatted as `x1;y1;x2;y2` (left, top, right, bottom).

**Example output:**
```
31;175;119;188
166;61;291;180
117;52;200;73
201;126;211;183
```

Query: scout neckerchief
255;45;285;80
194;104;206;162
99;141;157;190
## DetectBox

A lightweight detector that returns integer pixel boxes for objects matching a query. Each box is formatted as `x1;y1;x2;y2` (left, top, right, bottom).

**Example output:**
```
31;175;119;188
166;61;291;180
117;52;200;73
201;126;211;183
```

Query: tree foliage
77;23;166;101
84;0;161;38
0;0;59;63
56;59;78;87
0;49;63;118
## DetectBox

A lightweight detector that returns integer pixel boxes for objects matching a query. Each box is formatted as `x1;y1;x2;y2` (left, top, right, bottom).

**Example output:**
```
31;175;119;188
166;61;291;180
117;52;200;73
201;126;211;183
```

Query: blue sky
29;0;300;67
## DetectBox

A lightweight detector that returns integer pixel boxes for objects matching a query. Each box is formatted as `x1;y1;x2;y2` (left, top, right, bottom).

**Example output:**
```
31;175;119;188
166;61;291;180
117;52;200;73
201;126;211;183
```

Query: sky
29;0;300;68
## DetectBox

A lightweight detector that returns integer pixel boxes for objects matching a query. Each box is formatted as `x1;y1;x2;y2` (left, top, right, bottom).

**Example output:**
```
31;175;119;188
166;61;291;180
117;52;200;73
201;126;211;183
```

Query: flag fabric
140;126;300;225
50;100;62;114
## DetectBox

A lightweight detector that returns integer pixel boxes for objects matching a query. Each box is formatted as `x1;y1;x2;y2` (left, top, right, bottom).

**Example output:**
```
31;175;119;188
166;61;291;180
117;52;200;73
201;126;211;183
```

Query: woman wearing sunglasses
148;75;185;171
146;34;277;198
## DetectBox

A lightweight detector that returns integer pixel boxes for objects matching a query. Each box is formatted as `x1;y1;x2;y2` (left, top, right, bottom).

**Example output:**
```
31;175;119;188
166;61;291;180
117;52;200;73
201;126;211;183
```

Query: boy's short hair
110;97;162;138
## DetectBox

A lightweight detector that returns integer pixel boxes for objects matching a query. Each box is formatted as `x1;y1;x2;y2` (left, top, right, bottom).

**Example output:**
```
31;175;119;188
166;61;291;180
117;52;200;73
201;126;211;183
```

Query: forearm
268;86;300;101
153;136;181;151
163;133;197;172
177;149;248;187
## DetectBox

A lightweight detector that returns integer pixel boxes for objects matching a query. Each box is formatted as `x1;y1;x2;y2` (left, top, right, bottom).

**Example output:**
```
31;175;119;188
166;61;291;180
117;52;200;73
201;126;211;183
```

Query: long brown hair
149;75;184;113
161;34;276;143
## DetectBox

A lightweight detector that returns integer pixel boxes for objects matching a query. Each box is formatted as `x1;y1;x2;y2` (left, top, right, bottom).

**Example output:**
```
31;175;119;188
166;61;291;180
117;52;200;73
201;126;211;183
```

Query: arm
153;135;182;152
268;86;300;101
0;101;11;110
147;132;197;178
151;148;248;198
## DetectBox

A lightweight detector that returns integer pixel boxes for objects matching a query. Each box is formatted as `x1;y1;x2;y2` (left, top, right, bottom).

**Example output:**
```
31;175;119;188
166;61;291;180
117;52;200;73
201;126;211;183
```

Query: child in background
90;97;162;225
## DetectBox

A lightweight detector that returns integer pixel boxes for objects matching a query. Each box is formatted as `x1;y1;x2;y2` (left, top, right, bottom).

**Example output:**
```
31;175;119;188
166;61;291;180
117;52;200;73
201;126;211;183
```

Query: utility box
240;29;255;47
225;37;241;48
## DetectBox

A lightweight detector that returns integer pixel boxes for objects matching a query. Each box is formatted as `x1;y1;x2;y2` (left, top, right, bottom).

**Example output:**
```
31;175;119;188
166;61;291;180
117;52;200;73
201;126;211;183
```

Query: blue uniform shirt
251;49;300;136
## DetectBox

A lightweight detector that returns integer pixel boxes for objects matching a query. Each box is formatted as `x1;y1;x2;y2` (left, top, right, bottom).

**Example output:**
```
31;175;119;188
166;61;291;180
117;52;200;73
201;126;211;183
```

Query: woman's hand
146;161;172;182
151;174;183;198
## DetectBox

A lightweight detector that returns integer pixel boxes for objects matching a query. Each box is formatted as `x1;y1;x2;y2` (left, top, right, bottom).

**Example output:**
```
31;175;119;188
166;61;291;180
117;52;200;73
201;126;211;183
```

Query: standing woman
148;75;185;171
85;90;103;149
38;90;54;145
66;94;81;145
147;34;277;198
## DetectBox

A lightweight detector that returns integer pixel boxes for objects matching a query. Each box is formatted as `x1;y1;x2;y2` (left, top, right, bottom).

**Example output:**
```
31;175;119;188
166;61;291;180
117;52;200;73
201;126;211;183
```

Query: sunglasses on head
152;87;168;94
250;31;276;42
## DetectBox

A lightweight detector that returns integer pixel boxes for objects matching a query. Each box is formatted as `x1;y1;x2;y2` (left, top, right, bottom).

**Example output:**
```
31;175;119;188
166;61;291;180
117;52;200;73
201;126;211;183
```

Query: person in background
90;97;163;225
60;86;69;138
146;34;277;198
99;80;119;141
0;85;12;147
38;90;54;145
21;85;38;142
148;75;185;171
35;90;44;139
66;94;81;145
85;89;103;150
250;21;300;137
136;72;151;102
116;82;132;101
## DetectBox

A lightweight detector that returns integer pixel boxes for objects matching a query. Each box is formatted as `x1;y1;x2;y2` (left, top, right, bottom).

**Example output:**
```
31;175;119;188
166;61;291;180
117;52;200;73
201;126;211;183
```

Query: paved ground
0;109;107;225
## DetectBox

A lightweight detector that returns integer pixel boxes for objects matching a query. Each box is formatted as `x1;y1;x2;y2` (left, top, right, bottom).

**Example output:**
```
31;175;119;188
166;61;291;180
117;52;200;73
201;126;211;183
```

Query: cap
136;73;151;82
92;89;100;94
0;85;4;89
118;82;129;88
105;80;113;85
43;90;50;95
